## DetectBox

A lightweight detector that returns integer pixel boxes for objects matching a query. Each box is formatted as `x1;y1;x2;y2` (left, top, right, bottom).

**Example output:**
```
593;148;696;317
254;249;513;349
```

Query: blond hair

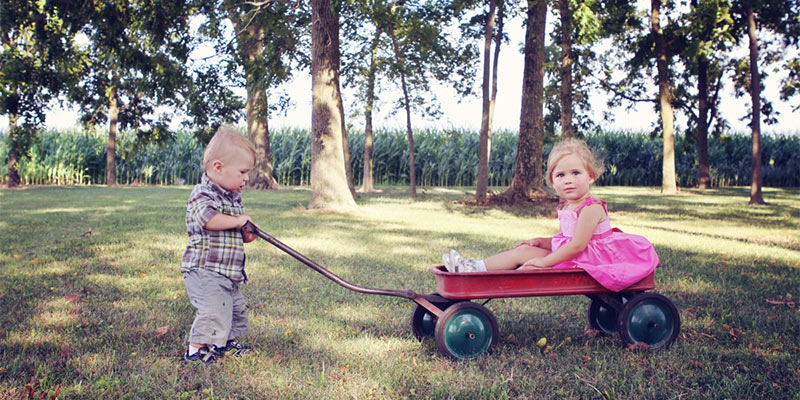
545;138;604;187
202;125;256;170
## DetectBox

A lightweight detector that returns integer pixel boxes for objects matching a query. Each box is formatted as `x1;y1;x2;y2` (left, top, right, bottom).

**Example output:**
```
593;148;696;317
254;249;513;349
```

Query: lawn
1;185;798;399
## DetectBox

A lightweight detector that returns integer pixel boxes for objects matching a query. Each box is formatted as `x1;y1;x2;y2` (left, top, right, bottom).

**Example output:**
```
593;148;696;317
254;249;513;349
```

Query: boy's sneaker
220;339;252;356
442;249;464;272
184;345;222;365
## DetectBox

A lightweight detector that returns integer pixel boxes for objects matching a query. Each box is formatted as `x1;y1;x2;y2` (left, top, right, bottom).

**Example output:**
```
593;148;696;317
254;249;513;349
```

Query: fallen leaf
536;337;547;347
31;258;40;264
584;327;600;338
65;294;81;303
154;326;170;336
627;342;651;351
130;352;137;357
689;360;704;368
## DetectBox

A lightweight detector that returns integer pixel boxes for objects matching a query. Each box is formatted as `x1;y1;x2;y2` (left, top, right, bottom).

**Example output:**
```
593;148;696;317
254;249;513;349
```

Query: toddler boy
181;126;259;364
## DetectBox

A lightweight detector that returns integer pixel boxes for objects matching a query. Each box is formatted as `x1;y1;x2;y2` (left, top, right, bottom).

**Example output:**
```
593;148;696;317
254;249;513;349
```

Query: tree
75;0;194;186
674;0;734;189
339;0;392;194
1;1;86;187
651;0;677;194
475;0;506;203
309;0;356;208
730;0;799;204
495;0;548;204
225;0;309;190
338;0;475;198
557;0;574;138
545;0;631;139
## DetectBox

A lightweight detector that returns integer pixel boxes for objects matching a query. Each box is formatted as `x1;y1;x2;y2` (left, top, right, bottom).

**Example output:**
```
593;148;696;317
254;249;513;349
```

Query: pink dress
549;197;659;292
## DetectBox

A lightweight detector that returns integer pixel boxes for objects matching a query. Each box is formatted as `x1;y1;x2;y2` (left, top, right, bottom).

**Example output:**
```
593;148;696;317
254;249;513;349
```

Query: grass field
1;185;799;399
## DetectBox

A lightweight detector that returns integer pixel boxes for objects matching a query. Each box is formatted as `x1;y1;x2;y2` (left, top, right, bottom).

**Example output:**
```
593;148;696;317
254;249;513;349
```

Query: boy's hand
242;225;258;243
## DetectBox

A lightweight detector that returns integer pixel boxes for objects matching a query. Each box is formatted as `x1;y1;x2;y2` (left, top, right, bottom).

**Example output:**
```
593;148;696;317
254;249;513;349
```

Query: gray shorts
183;268;248;347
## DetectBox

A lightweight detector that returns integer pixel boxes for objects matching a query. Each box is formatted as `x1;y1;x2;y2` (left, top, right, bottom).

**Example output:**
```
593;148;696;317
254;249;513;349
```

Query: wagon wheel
587;292;633;336
434;302;498;360
410;296;455;341
617;293;680;349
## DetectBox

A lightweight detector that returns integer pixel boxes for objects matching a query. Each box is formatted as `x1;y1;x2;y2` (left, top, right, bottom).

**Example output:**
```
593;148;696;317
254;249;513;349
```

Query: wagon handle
244;221;421;301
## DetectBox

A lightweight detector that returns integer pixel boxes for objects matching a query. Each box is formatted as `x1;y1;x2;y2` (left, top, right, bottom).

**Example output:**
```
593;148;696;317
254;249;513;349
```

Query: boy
181;126;259;364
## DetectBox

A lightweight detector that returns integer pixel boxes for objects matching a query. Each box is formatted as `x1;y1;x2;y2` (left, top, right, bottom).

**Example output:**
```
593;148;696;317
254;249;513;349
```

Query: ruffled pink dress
549;197;659;292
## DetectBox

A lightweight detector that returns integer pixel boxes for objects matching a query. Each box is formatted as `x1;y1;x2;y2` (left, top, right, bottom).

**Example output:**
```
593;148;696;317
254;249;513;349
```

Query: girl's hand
515;238;540;248
520;257;549;270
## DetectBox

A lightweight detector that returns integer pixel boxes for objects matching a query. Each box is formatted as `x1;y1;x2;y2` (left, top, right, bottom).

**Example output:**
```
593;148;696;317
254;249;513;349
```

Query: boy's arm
204;213;252;231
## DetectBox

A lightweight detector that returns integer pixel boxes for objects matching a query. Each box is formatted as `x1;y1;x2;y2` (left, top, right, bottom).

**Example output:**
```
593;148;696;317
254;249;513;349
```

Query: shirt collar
201;173;241;201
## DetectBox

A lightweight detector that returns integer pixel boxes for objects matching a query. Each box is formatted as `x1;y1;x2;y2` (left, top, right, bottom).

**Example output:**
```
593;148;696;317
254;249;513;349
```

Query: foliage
72;0;196;138
1;128;799;188
0;186;799;398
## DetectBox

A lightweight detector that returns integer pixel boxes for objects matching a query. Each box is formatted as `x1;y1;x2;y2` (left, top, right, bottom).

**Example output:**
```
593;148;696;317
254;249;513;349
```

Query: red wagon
248;223;680;360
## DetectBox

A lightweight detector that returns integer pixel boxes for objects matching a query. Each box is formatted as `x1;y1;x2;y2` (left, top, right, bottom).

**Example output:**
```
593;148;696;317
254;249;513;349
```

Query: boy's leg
228;283;249;339
222;284;252;355
184;269;234;349
484;245;550;271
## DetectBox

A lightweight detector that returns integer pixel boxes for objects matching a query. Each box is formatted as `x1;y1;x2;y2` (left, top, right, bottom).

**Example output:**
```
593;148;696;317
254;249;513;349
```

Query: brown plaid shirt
181;174;248;283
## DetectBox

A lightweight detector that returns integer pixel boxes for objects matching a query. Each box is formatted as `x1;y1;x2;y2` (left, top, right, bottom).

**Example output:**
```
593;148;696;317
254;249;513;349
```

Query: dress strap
574;196;608;215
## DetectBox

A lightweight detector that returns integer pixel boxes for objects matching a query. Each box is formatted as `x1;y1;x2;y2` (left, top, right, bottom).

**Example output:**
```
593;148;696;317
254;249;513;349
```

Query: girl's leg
484;245;550;271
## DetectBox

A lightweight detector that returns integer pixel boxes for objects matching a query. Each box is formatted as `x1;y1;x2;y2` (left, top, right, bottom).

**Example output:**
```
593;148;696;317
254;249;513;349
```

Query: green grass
1;185;799;399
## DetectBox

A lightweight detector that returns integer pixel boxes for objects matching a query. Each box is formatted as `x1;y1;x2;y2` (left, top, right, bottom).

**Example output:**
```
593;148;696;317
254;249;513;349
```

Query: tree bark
338;81;358;199
237;21;279;190
247;87;279;189
6;114;20;188
476;0;497;203
696;53;711;189
309;0;356;209
106;88;118;187
559;0;574;138
496;0;548;204
361;31;381;193
651;0;677;194
388;22;416;199
746;3;765;205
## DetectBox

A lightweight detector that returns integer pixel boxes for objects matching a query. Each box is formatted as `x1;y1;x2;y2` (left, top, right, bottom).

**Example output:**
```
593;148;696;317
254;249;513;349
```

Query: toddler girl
443;138;659;292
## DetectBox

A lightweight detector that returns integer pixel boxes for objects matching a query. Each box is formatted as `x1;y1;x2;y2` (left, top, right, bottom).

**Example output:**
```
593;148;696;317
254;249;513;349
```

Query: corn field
1;127;798;187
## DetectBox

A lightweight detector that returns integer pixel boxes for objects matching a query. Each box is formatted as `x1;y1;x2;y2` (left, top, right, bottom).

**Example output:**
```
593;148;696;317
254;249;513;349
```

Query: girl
443;138;659;292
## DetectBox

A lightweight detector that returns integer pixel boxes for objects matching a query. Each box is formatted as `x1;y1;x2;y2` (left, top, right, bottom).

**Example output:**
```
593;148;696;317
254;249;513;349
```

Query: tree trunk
309;0;356;209
388;22;416;199
361;31;381;193
247;87;279;189
476;0;497;203
558;0;574;138
236;21;279;190
6;114;20;188
496;0;547;204
338;82;358;199
696;54;711;189
651;0;677;194
106;88;118;187
746;3;765;205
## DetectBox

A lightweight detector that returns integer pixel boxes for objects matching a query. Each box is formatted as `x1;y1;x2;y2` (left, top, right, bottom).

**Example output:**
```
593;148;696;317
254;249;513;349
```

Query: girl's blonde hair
202;125;256;170
545;138;604;186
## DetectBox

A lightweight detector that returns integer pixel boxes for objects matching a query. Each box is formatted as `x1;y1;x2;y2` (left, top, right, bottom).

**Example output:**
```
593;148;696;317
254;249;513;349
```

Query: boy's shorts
183;268;248;347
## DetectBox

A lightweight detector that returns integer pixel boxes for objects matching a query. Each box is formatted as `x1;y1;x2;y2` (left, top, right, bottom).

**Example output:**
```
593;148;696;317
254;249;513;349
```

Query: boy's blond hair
545;138;604;187
202;125;256;170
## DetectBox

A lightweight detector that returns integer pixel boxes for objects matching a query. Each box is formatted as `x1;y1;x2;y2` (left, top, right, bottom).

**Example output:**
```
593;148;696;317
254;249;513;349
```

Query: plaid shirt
182;174;248;283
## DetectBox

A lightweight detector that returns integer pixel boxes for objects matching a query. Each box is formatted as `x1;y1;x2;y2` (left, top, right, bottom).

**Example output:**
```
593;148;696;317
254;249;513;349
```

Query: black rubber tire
618;293;680;349
434;302;499;360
